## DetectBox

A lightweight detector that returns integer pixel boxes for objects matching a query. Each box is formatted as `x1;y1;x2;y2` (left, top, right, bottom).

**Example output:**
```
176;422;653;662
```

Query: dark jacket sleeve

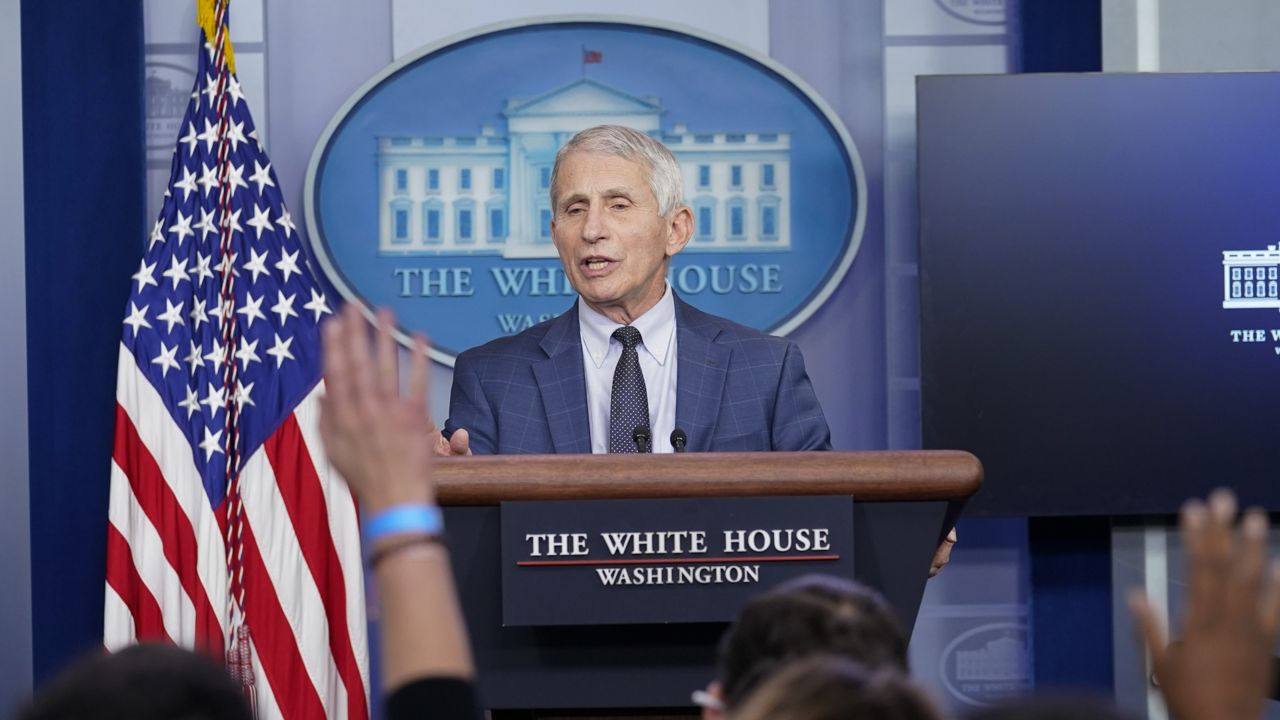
770;341;832;451
442;351;497;455
387;677;482;720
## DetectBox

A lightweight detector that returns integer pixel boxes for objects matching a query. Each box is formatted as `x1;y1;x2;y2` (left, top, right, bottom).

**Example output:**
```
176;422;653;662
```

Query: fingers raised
1236;509;1269;612
344;304;378;413
375;309;399;400
1128;589;1169;678
1182;499;1217;627
408;334;429;417
322;306;360;420
1262;559;1280;638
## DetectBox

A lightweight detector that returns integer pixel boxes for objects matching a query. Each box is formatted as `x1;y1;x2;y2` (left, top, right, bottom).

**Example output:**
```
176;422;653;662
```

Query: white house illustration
375;78;792;257
1222;245;1280;309
954;635;1027;682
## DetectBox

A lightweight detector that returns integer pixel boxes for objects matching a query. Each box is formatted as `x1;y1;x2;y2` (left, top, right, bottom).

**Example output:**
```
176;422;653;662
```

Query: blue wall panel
22;0;146;685
1029;517;1114;693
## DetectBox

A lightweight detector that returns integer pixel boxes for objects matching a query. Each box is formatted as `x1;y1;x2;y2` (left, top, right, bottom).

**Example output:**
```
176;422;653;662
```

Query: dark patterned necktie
609;325;651;453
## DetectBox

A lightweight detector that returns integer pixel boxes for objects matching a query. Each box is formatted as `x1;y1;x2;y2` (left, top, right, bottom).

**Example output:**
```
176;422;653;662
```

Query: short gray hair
549;125;685;216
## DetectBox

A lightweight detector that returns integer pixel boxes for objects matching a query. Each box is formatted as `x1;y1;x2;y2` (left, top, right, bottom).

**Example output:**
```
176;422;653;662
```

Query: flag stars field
242;246;270;283
247;203;273;238
122;301;150;335
276;248;300;282
149;218;166;249
224;160;248;196
271;290;298;325
237;291;266;328
163;255;190;288
175;168;199;200
170;209;195;244
157;298;186;334
132;259;158;291
249;160;274;193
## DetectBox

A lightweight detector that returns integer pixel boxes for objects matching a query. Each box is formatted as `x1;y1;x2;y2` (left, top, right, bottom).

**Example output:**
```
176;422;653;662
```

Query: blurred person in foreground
18;643;251;720
697;573;909;719
730;655;942;720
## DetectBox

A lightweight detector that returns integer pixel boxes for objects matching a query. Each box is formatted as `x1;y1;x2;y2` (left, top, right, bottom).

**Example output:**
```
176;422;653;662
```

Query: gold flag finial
196;0;236;75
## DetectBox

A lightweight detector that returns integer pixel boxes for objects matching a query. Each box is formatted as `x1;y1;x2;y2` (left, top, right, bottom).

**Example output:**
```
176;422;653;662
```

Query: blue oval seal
933;0;1007;26
305;16;865;365
939;622;1031;706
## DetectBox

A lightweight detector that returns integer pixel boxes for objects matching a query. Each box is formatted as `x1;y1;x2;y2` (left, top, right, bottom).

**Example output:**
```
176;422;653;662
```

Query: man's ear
666;206;694;257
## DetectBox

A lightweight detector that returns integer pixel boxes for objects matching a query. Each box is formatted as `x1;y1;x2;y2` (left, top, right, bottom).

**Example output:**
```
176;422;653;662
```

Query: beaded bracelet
368;533;444;569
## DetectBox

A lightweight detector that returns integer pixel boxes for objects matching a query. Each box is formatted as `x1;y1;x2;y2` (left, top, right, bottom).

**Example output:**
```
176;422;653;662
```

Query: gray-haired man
436;124;831;455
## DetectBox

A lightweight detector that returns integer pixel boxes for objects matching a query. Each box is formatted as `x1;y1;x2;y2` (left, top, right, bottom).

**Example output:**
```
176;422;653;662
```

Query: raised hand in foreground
319;304;434;511
319;304;476;698
1129;488;1280;720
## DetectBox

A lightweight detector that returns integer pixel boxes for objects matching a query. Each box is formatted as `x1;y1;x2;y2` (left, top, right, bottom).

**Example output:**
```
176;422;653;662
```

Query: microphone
670;428;687;453
632;425;652;453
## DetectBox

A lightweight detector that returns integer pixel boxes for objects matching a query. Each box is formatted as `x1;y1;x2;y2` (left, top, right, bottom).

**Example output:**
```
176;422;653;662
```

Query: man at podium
436;125;831;456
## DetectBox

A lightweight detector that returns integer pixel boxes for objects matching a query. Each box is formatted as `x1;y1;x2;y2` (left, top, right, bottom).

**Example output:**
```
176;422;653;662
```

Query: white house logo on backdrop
1222;245;1280;309
933;0;1006;25
939;622;1031;707
305;18;865;365
375;80;791;259
145;63;197;155
1222;245;1280;355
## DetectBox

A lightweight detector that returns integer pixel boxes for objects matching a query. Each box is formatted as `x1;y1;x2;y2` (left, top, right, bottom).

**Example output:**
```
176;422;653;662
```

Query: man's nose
580;203;606;243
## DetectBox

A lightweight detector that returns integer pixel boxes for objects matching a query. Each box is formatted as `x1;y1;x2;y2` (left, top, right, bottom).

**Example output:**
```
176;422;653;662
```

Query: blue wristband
363;504;443;544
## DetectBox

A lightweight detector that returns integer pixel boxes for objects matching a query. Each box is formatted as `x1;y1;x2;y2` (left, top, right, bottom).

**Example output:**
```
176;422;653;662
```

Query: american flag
105;2;368;718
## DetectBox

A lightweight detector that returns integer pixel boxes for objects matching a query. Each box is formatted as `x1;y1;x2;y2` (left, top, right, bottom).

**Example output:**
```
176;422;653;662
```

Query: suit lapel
674;296;730;452
533;305;592;453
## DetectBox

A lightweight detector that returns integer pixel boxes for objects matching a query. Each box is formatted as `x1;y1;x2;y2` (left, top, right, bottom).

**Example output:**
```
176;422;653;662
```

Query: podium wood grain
434;450;982;505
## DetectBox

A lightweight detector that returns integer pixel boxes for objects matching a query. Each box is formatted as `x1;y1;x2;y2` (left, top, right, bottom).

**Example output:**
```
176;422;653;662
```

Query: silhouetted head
716;574;909;711
20;643;251;720
731;655;942;720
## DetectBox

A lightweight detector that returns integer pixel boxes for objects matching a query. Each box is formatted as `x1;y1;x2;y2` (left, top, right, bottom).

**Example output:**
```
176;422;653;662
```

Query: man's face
551;151;691;323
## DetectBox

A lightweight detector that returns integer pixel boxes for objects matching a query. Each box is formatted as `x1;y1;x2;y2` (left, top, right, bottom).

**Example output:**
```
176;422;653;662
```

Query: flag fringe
197;0;236;74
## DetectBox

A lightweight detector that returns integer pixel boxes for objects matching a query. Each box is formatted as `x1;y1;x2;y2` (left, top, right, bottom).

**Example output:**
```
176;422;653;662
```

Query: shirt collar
578;284;676;369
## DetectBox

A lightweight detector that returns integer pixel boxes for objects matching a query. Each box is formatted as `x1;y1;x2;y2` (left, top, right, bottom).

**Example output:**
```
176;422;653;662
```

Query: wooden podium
432;450;981;713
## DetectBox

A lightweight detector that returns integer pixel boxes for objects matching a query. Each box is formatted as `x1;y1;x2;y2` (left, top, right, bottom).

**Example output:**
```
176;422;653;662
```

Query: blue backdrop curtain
22;0;146;685
1017;0;1110;694
1019;0;1102;73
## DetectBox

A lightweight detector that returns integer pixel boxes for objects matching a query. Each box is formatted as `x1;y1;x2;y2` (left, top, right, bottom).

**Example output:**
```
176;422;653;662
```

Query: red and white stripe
106;344;369;718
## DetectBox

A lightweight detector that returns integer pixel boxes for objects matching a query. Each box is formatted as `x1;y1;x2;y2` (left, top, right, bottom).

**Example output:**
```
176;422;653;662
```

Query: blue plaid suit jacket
443;295;831;454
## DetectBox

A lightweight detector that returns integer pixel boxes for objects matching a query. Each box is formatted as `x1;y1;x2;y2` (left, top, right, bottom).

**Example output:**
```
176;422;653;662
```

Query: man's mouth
581;257;616;276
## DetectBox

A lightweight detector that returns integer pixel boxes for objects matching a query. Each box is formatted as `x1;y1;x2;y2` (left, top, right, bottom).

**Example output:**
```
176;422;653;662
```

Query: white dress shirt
578;284;679;453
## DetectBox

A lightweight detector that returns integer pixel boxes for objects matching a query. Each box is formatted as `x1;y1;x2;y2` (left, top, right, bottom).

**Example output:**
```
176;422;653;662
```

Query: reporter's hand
1129;489;1280;720
319;304;434;512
